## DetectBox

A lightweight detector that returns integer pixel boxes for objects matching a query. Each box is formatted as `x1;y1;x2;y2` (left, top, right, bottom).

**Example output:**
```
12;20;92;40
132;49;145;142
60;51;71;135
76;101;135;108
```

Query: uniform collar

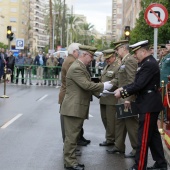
122;53;130;62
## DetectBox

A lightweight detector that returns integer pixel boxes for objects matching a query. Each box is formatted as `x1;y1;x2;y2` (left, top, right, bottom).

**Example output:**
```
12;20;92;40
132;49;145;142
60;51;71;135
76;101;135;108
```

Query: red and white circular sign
144;3;168;28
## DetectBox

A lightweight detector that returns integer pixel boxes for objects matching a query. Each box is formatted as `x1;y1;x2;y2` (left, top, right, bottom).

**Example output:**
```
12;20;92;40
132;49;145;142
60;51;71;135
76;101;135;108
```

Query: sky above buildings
66;0;112;33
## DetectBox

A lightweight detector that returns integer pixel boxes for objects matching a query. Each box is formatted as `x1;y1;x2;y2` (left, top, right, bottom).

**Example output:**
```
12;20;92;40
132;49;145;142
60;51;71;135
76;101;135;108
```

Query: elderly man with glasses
60;45;113;170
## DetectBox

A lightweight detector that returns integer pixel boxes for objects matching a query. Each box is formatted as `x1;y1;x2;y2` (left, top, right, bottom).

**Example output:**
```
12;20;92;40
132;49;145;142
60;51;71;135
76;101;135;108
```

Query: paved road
0;83;168;170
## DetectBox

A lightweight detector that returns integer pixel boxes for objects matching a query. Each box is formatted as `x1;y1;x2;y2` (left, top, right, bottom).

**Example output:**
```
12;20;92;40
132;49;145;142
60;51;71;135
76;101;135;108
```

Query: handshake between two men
100;84;130;110
101;82;123;99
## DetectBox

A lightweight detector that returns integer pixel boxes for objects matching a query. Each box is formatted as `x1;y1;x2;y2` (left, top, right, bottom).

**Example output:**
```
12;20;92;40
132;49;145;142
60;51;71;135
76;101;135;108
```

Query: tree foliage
0;42;8;49
130;0;170;44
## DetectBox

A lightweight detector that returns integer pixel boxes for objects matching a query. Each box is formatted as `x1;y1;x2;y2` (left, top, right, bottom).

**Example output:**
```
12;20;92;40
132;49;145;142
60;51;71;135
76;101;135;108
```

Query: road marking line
1;114;23;129
89;114;93;117
37;94;48;101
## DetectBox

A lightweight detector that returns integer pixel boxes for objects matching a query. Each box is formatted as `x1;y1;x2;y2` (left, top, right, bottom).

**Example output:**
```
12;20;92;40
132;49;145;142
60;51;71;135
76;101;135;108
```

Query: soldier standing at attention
61;45;113;170
107;40;138;159
159;44;170;85
99;49;120;146
114;40;167;170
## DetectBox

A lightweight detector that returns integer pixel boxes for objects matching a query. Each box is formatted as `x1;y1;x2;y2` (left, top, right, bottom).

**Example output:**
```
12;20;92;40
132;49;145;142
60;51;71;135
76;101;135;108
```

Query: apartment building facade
29;0;49;53
112;0;141;40
0;0;49;53
0;0;29;47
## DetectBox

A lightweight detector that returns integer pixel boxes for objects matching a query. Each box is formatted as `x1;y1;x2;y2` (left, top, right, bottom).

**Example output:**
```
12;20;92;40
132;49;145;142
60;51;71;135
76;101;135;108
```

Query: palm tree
78;23;94;45
68;15;83;43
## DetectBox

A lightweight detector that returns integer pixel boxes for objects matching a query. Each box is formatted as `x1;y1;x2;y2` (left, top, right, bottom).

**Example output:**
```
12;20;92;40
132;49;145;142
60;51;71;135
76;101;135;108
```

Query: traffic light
7;26;14;41
124;26;130;40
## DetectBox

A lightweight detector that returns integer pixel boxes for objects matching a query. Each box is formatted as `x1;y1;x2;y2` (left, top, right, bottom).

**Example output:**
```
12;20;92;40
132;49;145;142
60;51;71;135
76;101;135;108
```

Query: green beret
102;49;116;59
79;45;97;55
113;40;129;50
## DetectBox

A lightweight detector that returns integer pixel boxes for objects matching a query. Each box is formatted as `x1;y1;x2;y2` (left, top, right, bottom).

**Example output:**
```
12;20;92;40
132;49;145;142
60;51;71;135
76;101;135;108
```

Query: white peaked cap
129;40;149;52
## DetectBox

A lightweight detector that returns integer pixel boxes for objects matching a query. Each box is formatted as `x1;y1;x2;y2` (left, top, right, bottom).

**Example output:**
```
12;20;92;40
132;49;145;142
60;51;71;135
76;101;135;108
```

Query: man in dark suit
114;40;167;170
61;45;113;170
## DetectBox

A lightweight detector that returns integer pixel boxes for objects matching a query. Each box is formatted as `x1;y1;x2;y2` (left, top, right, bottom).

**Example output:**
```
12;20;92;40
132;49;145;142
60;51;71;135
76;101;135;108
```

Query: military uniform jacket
123;55;163;114
118;54;137;103
100;59;120;105
160;53;170;85
58;54;76;104
61;59;104;119
46;57;58;67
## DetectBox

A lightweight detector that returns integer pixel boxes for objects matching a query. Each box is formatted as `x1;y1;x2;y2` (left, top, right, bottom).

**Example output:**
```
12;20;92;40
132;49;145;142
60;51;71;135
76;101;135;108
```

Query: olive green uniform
100;59;120;143
115;54;138;153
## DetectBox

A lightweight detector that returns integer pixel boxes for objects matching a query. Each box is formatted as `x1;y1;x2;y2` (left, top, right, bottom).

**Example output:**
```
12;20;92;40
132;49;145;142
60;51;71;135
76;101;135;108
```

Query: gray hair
68;43;81;55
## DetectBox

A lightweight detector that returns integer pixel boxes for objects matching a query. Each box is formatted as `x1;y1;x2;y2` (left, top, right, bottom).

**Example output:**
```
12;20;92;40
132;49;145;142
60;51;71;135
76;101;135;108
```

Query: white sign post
16;38;25;50
144;3;168;59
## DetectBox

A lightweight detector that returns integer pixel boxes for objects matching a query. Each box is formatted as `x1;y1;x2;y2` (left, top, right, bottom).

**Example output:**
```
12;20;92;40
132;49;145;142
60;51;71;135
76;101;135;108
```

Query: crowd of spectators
0;49;67;86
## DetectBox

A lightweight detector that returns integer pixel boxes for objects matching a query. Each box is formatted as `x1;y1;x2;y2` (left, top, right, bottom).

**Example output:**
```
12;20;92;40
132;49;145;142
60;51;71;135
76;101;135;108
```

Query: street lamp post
52;13;58;51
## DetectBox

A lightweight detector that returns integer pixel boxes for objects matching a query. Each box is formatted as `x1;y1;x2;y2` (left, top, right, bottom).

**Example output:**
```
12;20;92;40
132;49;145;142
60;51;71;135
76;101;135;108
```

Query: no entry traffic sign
144;3;168;28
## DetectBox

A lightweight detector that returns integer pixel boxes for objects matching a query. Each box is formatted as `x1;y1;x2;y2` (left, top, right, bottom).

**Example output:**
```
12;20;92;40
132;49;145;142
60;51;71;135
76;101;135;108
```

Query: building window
10;17;17;22
11;8;17;12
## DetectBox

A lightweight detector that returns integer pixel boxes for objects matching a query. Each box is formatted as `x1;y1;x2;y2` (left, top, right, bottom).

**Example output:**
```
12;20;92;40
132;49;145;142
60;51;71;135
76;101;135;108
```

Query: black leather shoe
147;162;167;170
106;146;124;154
77;140;88;146
64;164;84;168
81;136;91;144
124;152;135;158
99;141;114;146
65;164;84;170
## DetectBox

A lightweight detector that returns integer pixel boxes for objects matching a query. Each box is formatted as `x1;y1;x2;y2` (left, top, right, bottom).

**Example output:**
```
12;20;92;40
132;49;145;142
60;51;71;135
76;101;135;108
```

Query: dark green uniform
160;53;170;85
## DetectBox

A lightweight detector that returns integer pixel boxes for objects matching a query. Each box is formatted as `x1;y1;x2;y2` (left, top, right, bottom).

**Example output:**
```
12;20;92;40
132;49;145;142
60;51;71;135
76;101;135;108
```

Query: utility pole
62;0;66;47
49;0;53;50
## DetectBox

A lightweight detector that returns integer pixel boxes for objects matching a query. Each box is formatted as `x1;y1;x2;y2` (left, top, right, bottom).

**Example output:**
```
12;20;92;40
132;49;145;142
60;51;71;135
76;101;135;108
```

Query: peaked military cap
113;40;129;50
79;45;97;55
149;45;161;50
129;40;149;52
159;44;167;49
102;49;116;59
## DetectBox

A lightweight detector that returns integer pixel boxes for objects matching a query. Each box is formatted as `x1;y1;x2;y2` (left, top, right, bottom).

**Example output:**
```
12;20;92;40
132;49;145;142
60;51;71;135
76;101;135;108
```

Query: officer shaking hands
61;45;113;170
99;49;120;147
114;40;167;170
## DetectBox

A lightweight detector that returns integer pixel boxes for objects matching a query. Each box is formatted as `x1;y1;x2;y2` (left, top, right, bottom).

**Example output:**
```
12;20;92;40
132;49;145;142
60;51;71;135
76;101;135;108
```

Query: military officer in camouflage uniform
99;49;120;146
107;40;138;158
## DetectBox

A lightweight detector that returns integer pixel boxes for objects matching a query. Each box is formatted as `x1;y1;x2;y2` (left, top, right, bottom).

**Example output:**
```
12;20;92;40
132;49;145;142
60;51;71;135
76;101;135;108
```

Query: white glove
99;93;109;97
103;81;113;90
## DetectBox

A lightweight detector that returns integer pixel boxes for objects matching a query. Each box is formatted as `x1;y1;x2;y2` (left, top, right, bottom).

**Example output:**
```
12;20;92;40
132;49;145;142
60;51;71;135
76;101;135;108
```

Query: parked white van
53;51;68;58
